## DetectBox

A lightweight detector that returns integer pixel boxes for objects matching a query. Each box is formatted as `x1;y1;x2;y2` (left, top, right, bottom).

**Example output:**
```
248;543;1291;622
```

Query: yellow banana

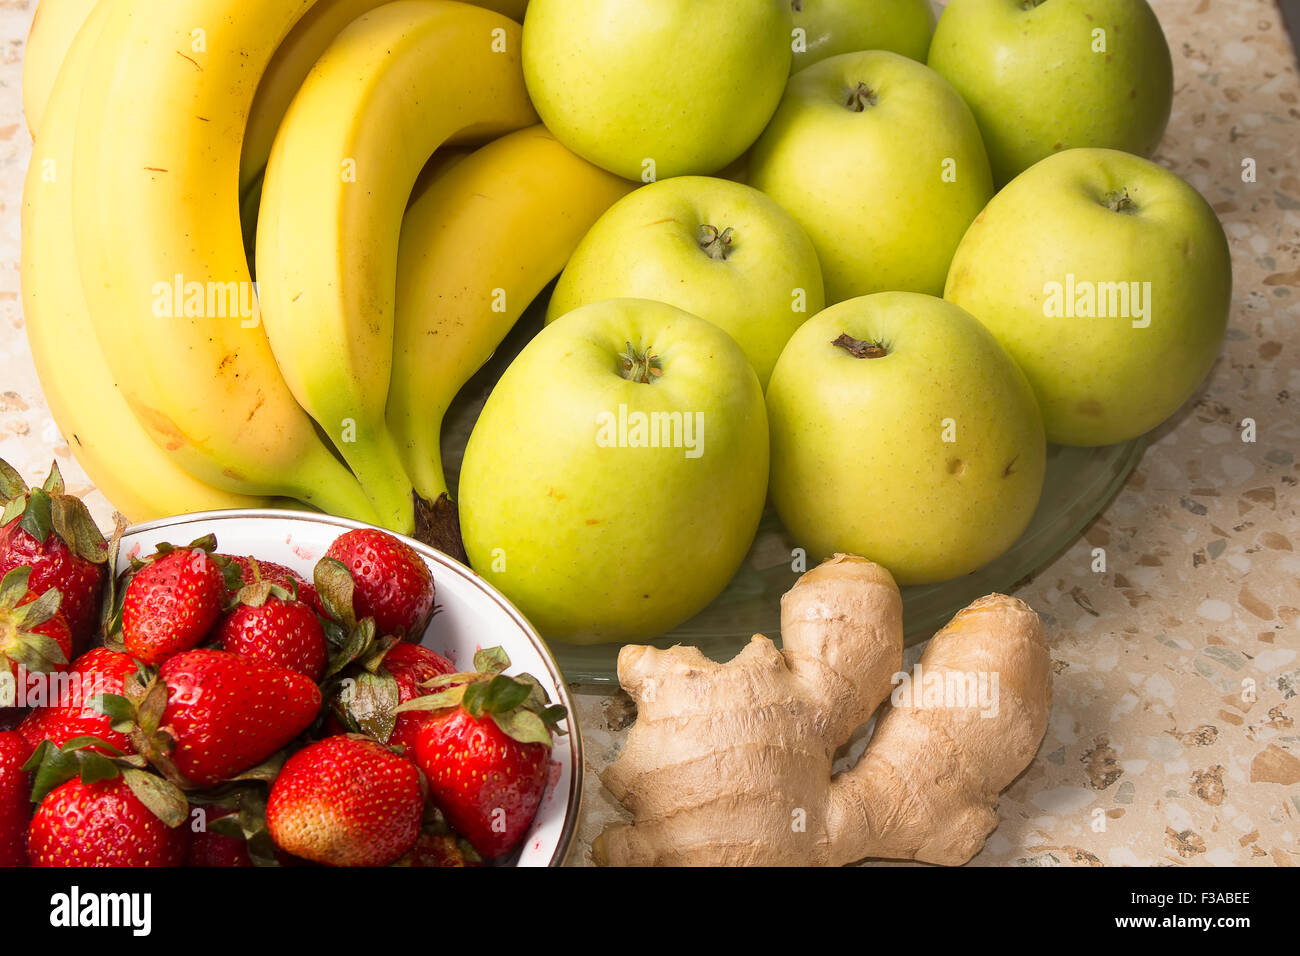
239;0;391;203
240;0;527;202
22;1;274;523
387;125;634;505
256;0;537;533
21;0;96;140
68;0;382;525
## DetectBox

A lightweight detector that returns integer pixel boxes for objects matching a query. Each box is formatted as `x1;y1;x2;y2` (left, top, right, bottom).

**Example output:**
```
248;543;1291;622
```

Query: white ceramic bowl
117;509;582;867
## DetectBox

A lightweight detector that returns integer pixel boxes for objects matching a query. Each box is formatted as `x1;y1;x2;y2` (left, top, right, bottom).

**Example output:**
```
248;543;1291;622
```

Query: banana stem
336;425;418;535
408;442;449;507
286;444;384;527
390;405;450;506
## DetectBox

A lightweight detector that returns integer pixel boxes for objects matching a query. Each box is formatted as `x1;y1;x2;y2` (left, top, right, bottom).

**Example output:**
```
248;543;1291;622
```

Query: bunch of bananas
21;0;629;541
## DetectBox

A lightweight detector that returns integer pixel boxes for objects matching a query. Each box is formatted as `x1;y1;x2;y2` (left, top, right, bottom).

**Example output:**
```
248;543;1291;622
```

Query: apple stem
844;82;878;112
697;224;736;261
1103;188;1139;214
619;342;664;384
832;333;888;359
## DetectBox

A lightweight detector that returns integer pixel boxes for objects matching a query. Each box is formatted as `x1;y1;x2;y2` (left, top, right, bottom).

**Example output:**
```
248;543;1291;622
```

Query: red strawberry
416;706;550;859
222;555;322;615
27;776;188;867
0;460;107;652
122;547;227;665
146;649;321;787
0;567;73;691
266;735;423;867
381;643;455;757
184;807;252;868
324;529;434;639
0;731;33;866
19;647;140;755
218;582;327;681
409;649;564;859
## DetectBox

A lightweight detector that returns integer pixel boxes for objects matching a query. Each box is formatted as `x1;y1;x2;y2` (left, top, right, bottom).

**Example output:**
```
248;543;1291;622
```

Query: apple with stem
749;50;992;303
547;176;825;389
522;0;792;181
791;0;936;72
459;299;769;643
944;147;1232;447
766;291;1046;585
927;0;1173;186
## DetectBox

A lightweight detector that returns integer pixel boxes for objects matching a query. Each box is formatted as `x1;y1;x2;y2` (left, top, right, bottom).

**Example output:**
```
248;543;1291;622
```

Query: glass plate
443;295;1148;685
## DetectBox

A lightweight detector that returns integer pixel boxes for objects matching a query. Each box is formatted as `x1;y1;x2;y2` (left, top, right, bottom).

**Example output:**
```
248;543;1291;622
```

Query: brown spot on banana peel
129;402;189;452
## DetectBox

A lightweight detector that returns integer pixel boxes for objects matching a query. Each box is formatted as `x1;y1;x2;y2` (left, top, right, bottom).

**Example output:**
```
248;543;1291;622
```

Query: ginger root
592;554;1051;866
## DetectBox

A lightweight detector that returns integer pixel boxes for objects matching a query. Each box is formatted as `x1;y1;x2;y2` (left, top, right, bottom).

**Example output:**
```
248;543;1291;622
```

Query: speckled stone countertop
1;0;1297;867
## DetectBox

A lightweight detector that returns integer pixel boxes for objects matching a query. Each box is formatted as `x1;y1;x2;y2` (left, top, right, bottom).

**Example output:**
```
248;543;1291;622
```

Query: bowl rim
118;507;584;868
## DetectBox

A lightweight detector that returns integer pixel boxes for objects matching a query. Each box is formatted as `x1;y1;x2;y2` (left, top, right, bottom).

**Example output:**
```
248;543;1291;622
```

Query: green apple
521;0;792;181
944;148;1232;447
748;50;992;303
766;291;1045;585
546;176;825;390
927;0;1173;186
791;0;936;72
459;298;769;643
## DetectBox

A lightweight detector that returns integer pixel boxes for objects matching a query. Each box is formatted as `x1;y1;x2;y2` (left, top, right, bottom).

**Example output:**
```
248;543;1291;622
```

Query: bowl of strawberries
2;471;580;869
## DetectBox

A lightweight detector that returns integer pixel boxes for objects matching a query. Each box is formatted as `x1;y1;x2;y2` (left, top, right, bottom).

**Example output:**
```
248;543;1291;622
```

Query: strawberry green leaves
225;751;289;785
343;670;402;744
462;673;530;717
317;556;420;744
314;557;358;632
0;459;107;564
0;458;27;505
316;557;385;683
49;489;109;566
0;567;56;619
121;769;189;828
22;735;189;829
230;578;293;611
90;690;137;733
100;671;189;789
0;567;69;674
17;488;53;543
472;645;509;674
23;735;128;802
395;646;567;748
